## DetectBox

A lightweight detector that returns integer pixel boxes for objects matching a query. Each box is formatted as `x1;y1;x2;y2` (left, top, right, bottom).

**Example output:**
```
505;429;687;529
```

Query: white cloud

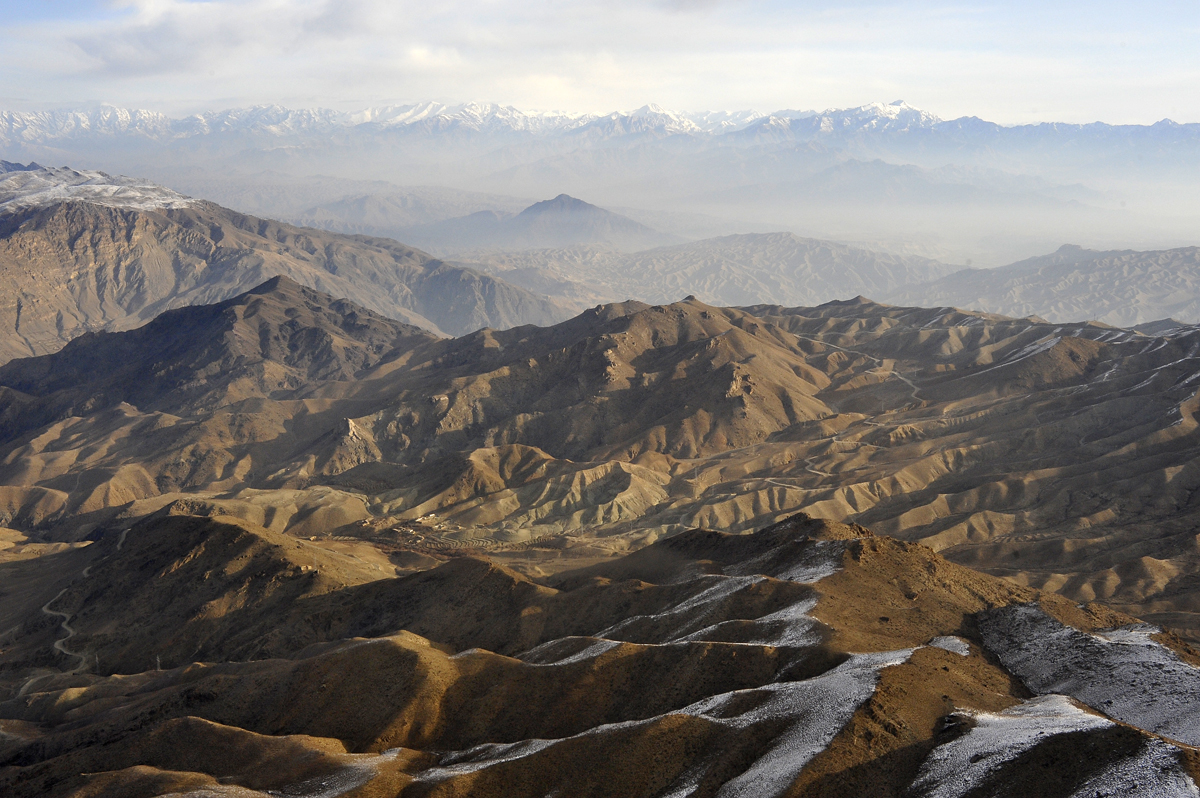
0;0;1197;123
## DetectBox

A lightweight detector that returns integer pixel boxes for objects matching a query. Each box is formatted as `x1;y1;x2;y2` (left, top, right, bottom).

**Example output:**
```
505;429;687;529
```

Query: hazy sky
0;0;1197;124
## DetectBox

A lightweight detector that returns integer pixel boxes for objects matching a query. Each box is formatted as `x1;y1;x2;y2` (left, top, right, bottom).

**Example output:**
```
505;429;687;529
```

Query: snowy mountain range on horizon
5;98;1197;271
2;99;1195;145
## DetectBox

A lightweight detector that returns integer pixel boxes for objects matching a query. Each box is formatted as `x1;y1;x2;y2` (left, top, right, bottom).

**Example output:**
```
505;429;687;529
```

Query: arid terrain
0;165;571;362
3;513;1200;797
3;276;1200;642
459;231;958;310
887;244;1200;327
4;163;1200;796
5;0;1200;791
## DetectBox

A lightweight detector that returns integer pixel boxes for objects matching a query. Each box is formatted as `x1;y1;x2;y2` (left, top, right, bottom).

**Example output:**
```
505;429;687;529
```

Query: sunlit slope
2;514;1199;796
0;169;572;362
3;283;1200;634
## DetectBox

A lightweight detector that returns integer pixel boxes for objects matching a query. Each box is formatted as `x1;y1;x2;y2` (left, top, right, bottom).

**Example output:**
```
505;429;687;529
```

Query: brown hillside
0;199;571;362
3;285;1200;637
2;513;1198;796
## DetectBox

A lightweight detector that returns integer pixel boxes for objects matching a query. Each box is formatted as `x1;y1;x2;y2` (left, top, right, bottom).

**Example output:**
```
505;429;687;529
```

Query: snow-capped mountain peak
827;100;944;129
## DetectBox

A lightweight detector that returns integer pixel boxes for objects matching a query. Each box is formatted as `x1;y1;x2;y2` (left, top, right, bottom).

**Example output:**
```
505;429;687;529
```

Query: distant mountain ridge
399;193;681;254
461;231;960;308
885;244;1200;326
4;100;1196;147
7;100;1194;268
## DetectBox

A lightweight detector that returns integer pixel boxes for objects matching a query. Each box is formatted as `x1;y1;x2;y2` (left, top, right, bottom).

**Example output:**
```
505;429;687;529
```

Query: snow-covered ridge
3;100;1195;149
0;100;958;143
3;100;1197;152
979;604;1200;745
0;164;194;213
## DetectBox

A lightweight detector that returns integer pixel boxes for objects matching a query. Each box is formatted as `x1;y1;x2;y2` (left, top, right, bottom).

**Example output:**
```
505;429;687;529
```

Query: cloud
0;0;1197;123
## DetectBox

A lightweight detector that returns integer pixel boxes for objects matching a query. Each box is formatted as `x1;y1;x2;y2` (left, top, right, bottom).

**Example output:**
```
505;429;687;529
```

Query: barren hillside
2;513;1198;796
2;283;1200;638
0;166;572;362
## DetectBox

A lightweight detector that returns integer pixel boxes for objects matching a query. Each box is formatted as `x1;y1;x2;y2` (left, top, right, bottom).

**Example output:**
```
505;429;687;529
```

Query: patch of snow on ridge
928;636;971;656
422;737;560;779
593;574;768;642
978;604;1200;745
0;165;194;213
519;636;623;666
1066;737;1200;798
677;596;823;648
416;648;914;795
274;748;404;798
726;538;847;584
773;544;844;583
909;695;1113;798
707;649;913;798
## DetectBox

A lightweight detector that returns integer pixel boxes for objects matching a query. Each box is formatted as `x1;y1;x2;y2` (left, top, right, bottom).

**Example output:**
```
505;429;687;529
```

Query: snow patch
520;636;623;666
0;165;194;213
677;596;823;648
271;748;403;798
706;650;913;798
415;648;914;796
421;737;561;779
910;695;1112;798
928;636;970;656
725;539;846;584
979;605;1200;745
1066;737;1199;798
593;575;767;642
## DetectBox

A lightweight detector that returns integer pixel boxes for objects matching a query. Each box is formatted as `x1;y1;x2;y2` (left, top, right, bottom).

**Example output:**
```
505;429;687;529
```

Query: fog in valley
5;100;1198;271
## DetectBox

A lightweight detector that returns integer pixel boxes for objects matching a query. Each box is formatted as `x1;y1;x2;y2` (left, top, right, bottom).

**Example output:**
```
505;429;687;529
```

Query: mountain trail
794;332;923;402
40;587;86;675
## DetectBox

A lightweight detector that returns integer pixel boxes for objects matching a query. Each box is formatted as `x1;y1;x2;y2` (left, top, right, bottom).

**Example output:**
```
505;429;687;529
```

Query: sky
0;0;1197;124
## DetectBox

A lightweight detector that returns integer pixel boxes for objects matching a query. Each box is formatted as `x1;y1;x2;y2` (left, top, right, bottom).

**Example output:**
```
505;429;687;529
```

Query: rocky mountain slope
4;281;1200;641
0;276;438;441
0;165;572;362
885;244;1200;326
462;231;959;308
2;512;1199;797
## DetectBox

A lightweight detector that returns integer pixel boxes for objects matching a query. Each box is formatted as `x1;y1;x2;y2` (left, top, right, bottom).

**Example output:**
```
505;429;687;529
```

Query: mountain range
388;193;681;254
0;164;572;361
4;101;1197;162
6;100;1197;266
2;255;1200;794
4;91;1200;796
4;277;1200;643
462;231;959;308
886;244;1200;327
3;511;1199;796
434;228;1200;329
